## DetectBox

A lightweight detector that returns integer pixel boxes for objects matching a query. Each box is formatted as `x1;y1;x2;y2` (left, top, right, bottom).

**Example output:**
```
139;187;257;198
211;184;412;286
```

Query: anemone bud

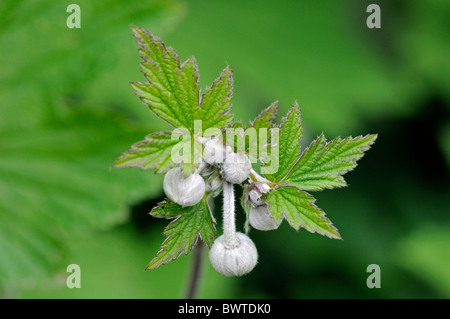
163;167;205;207
203;138;225;165
249;204;280;231
222;152;251;184
209;232;258;276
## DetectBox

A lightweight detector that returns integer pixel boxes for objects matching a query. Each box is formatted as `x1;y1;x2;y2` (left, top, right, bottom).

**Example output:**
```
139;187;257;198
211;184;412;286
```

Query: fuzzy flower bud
249;204;280;231
222;152;251;184
203;138;225;164
209;232;258;276
163;167;205;207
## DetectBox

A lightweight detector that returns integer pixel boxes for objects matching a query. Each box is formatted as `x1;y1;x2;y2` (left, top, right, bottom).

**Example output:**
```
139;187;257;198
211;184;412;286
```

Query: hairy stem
250;168;271;184
223;181;237;247
185;241;205;299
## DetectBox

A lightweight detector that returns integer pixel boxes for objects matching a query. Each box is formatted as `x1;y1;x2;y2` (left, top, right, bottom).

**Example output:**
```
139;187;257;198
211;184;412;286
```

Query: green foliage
396;226;450;297
266;186;341;239
128;26;235;176
116;28;377;271
248;101;278;163
285;134;378;191
2;0;446;299
236;101;279;165
131;26;200;130
249;101;278;131
263;101;302;181
0;109;159;287
257;103;376;239
263;103;377;189
198;66;234;131
113;131;178;174
0;0;185;289
147;199;216;269
131;25;234;132
115;27;235;267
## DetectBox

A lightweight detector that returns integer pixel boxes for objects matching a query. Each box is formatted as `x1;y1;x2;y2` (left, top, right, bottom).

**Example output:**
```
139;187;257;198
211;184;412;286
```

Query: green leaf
131;26;199;130
112;131;178;174
266;186;341;239
285;134;378;191
146;198;216;270
0;1;184;288
198;65;234;131
246;101;278;162
396;225;450;297
0;0;185;131
263;101;302;181
248;101;278;131
131;26;234;133
0;109;160;287
129;27;236;175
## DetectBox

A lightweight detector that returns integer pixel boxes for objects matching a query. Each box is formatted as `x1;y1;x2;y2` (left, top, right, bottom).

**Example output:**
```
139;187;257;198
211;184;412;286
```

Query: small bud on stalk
209;181;258;276
209;232;258;276
222;152;251;184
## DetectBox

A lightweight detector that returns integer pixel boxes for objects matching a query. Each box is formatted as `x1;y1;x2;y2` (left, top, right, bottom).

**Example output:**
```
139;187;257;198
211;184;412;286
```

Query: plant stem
184;196;215;299
250;168;271;184
223;181;238;247
185;241;205;299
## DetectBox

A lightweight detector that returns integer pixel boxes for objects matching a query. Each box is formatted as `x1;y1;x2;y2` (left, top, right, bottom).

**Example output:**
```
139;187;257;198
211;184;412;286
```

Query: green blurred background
0;0;449;298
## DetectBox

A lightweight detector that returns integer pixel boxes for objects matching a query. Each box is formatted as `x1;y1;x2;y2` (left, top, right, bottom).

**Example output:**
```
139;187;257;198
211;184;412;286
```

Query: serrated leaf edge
146;198;216;270
266;185;342;240
280;133;378;188
112;131;176;174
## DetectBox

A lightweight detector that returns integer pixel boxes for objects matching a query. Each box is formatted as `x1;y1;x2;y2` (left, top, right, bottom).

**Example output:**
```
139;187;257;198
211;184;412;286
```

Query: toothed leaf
131;26;233;134
113;131;178;173
263;101;302;180
132;26;197;129
249;101;278;131
246;101;278;162
199;65;234;131
126;27;237;175
285;134;378;191
266;186;341;239
146;199;216;270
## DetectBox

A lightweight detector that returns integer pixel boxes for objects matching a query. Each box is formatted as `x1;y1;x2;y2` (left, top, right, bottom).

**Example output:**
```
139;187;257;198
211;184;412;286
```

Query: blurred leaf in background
396;226;450;297
1;0;449;299
0;0;185;293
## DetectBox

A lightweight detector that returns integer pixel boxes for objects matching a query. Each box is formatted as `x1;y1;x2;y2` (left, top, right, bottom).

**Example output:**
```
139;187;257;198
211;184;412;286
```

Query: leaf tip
130;25;146;40
368;133;378;143
145;262;157;271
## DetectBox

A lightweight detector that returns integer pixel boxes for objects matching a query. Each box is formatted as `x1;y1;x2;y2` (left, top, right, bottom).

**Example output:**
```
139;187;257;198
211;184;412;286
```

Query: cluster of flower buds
202;137;258;276
203;137;252;184
162;136;263;276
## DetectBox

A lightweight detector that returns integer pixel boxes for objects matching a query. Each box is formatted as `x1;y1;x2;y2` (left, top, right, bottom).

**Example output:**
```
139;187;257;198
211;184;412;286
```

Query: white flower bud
209;232;258;276
203;138;225;164
222;152;251;184
163;167;205;207
249;204;280;231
